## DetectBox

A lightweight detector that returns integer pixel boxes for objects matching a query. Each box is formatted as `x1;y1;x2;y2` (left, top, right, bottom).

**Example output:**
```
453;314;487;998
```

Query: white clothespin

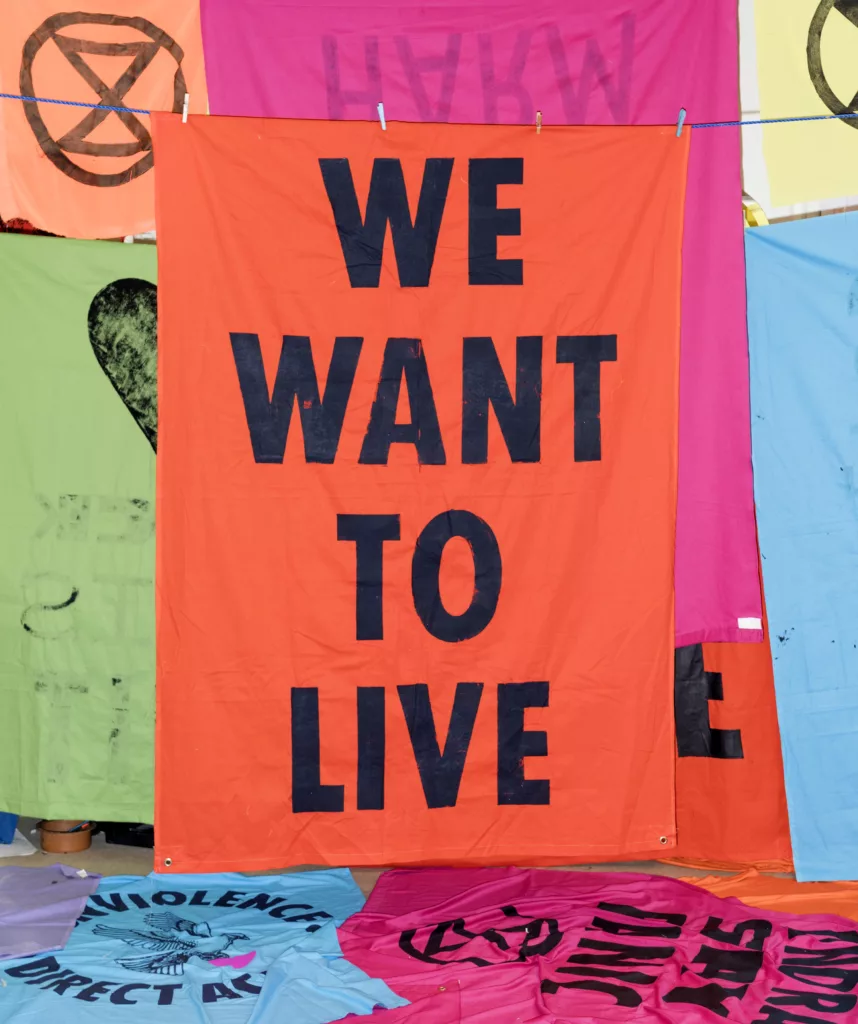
377;102;386;131
536;111;542;134
676;108;687;137
182;93;190;124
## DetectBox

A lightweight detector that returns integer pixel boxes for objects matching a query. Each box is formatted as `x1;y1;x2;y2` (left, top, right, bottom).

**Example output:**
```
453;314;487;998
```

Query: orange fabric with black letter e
669;607;793;872
152;115;689;872
0;2;207;238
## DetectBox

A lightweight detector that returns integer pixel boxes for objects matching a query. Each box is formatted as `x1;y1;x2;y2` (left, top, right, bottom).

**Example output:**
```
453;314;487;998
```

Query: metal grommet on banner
377;102;386;131
182;93;189;124
659;836;668;845
164;857;173;867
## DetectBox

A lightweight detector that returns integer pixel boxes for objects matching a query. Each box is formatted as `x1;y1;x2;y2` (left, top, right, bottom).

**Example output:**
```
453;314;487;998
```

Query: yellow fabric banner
755;0;858;206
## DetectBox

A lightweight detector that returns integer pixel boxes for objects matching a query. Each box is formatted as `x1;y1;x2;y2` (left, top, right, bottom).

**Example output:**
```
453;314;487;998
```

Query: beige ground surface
3;819;739;896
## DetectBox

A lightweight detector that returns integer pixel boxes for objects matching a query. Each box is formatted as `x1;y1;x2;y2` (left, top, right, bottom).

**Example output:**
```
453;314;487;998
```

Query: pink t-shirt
339;868;858;1022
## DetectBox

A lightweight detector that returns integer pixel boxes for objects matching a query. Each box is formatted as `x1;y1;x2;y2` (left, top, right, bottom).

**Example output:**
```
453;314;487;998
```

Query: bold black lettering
497;681;549;805
462;336;541;463
319;158;453;288
556;335;617;462
111;984;150;1005
89;893;129;912
151;892;186;907
398;682;483;807
779;966;858;992
230;333;362;464
703;917;772;952
237;894;285;912
214;891;247;908
411;510;502;642
753;1009;837;1024
26;970;70;986
664;982;749;1018
769;986;857;1014
322;35;381;120
338;514;401;639
477;31;534;124
43;974;93;995
128;894;151;910
674;645;744;758
291;687;345;812
693;945;763;983
360;338;445;464
597;903;686;927
203;982;242;1003
542;977;641;1006
76;981;116;1001
395;34;461;121
6;957;60;978
189;891;211;906
788;929;858;942
468;158;523;285
276;909;332;924
783;942;858;966
232;974;263;995
560;937;673;984
357;686;386;809
590;918;682;939
155;985;181;1005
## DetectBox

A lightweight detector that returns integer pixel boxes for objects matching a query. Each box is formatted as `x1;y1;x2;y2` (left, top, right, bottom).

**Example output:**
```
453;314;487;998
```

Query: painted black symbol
400;906;562;966
88;278;158;451
20;13;187;186
94;912;250;976
808;0;858;129
674;645;743;759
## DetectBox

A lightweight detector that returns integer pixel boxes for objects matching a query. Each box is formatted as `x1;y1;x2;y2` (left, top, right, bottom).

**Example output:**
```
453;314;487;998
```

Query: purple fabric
0;864;101;960
200;0;764;644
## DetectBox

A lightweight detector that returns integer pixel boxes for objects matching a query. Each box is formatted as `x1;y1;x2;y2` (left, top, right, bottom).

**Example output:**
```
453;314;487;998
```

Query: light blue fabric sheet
0;869;404;1023
747;211;858;881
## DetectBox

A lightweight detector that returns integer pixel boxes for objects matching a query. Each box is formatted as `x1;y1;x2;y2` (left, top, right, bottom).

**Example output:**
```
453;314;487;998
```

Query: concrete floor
4;819;730;896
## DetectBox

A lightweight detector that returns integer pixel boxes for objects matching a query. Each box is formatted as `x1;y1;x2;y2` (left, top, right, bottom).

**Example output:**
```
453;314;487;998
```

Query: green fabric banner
0;234;156;821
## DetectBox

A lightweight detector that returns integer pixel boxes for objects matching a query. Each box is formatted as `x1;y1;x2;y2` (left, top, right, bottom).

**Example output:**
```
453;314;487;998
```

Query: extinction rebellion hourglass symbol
19;13;188;187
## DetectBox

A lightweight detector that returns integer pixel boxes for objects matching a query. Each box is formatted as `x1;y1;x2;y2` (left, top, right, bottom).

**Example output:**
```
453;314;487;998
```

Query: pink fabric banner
200;0;762;645
338;867;858;1022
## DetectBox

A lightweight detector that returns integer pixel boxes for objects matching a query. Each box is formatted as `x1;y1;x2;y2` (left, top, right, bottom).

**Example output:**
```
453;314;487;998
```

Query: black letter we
319;158;454;287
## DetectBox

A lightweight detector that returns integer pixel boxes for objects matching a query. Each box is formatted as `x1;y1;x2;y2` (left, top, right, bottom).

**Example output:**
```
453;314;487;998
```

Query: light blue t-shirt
0;869;404;1023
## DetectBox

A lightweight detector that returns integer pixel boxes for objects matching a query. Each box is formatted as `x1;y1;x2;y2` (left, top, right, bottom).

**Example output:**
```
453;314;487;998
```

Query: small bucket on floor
38;820;93;854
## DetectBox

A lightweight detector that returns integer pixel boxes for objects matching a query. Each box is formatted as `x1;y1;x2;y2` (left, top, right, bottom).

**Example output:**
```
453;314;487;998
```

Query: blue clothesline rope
0;92;150;115
3;91;858;128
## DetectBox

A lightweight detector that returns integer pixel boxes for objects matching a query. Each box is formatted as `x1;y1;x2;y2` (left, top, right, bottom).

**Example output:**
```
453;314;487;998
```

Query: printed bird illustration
93;911;249;976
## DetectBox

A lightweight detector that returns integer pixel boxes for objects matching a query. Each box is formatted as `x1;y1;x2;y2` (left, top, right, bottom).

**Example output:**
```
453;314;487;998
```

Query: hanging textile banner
753;0;858;206
685;868;858;921
0;233;155;822
0;2;207;239
200;0;762;647
670;611;793;871
339;867;858;1022
153;114;688;871
748;211;858;881
0;869;406;1023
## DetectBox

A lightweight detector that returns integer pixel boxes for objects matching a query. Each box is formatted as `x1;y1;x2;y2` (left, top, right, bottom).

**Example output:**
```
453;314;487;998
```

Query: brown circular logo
808;0;858;130
19;12;187;187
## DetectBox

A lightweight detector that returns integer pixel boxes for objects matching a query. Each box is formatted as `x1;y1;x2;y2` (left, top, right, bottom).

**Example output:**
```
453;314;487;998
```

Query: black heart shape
87;277;158;452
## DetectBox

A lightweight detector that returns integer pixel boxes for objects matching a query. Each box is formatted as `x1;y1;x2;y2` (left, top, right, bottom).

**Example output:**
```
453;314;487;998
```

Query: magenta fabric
200;0;762;645
0;864;100;960
338;867;858;1022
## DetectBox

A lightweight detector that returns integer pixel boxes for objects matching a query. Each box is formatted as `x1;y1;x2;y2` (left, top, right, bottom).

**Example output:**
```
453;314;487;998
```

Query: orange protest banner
669;606;793;871
153;115;689;871
0;3;207;239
